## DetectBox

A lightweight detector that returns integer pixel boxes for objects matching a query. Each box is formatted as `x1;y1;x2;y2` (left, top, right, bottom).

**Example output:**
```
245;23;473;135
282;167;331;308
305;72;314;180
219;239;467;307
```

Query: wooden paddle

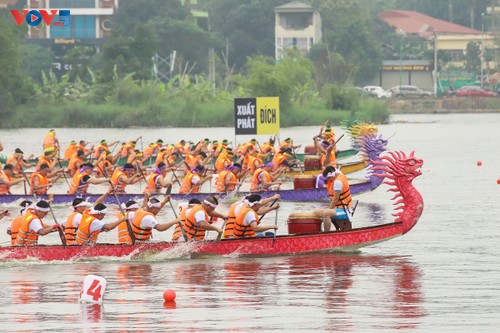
165;185;189;241
272;198;279;247
107;181;136;245
47;193;66;246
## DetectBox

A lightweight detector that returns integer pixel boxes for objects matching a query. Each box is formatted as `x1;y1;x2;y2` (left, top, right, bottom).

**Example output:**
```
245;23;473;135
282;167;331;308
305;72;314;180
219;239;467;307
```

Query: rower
43;129;60;154
110;163;143;194
216;163;243;193
117;200;140;244
16;200;62;246
0;164;25;195
171;198;201;242
62;198;91;245
250;162;283;192
67;163;110;196
6;148;35;176
143;162;173;195
178;165;212;194
312;166;353;232
75;193;126;245
233;194;279;239
30;163;63;195
7;200;32;245
181;196;227;241
130;195;179;243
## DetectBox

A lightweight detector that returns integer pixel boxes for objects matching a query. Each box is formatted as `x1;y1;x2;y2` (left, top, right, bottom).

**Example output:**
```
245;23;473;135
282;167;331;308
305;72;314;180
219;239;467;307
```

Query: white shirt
29;218;43;233
62;212;82;228
139;214;159;229
89;219;105;233
186;207;207;225
242;210;258;226
191;175;201;185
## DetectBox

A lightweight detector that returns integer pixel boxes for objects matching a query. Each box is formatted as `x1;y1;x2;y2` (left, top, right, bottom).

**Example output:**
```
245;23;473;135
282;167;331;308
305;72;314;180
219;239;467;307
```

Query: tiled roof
378;10;481;36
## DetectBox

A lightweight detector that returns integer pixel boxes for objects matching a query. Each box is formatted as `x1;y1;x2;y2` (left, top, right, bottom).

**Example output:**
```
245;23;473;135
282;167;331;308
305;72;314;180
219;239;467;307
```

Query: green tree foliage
312;0;383;85
465;41;481;72
20;44;54;81
0;10;33;116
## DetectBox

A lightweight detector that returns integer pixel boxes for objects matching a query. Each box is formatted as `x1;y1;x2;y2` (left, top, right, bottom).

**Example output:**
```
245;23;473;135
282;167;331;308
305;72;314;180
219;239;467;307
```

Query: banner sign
234;97;280;135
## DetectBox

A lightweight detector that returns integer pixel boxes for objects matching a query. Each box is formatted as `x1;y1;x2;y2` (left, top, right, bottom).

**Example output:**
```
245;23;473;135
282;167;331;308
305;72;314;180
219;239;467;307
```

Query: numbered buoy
80;275;107;304
163;289;176;302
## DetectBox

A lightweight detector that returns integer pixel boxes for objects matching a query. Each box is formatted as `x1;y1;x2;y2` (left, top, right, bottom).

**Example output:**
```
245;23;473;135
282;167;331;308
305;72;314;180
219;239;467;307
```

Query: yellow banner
255;97;280;135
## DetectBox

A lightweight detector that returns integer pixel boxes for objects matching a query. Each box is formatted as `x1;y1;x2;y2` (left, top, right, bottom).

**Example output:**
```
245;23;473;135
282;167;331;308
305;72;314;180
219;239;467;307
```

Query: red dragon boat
0;150;423;262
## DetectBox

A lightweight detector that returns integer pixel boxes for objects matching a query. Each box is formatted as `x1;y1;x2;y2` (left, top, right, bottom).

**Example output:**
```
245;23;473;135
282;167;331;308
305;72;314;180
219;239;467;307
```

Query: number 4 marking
86;279;102;302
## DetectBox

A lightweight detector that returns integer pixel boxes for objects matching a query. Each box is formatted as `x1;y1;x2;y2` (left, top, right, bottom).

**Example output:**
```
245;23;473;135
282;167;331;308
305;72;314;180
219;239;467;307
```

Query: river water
0;113;499;332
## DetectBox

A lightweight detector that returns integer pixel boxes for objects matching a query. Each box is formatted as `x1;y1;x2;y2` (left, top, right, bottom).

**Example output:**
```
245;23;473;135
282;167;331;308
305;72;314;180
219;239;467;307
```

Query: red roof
378;10;481;37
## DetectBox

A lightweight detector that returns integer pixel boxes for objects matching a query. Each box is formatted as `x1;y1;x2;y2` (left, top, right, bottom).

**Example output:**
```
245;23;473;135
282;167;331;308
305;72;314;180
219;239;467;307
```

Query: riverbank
388;97;500;114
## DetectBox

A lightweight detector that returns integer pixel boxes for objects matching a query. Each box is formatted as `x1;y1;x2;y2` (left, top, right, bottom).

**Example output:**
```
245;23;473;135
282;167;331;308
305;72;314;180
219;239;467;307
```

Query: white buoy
80;275;107;304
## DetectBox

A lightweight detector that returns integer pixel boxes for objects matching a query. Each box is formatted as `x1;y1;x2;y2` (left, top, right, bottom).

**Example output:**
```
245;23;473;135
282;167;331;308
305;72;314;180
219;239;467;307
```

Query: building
25;0;118;44
274;1;321;60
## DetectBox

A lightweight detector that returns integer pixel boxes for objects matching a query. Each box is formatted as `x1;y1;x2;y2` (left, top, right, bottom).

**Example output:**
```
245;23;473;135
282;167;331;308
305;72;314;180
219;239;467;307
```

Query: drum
304;155;321;171
293;175;316;189
287;213;322;234
304;145;317;154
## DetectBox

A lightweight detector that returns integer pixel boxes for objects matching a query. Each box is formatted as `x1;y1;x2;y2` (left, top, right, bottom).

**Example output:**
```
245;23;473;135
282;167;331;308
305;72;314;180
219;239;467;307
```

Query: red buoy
477;161;482;166
497;179;500;185
163;289;176;302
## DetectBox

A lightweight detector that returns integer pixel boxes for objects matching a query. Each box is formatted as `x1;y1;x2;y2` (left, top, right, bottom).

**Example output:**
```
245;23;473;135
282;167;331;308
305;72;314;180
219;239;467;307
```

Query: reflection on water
0;254;426;332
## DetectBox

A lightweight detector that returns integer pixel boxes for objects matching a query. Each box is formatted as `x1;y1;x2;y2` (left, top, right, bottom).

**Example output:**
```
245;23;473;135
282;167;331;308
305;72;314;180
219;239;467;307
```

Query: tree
465;41;481;72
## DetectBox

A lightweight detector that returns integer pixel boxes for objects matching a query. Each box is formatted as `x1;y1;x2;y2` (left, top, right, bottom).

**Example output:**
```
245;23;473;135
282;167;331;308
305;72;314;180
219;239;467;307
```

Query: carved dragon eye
408;159;416;166
376;139;383;144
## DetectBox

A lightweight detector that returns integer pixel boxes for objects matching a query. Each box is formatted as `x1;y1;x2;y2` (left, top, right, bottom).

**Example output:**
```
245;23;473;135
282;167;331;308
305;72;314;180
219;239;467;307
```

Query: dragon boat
0;150;423;262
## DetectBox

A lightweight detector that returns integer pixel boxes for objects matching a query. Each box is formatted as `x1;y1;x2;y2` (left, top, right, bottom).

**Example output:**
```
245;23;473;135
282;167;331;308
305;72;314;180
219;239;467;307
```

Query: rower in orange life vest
250;162;283;192
314;139;337;168
233;194;279;239
16;200;62;246
117;199;141;244
321;125;336;145
312;166;353;232
64;140;77;160
36;151;58;172
260;136;276;156
0;164;25;195
43;129;60;154
30;163;64;195
93;139;119;160
143;139;164;159
272;148;299;172
181;196;228;241
178;165;212;194
62;198;91;245
279;137;301;151
223;194;280;239
131;195;179;243
143;162;173;195
110;163;143;194
7;200;32;245
171;198;201;242
95;152;115;178
75;195;126;245
67;163;110;196
6;148;35;176
214;148;234;173
216;163;243;193
66;150;85;176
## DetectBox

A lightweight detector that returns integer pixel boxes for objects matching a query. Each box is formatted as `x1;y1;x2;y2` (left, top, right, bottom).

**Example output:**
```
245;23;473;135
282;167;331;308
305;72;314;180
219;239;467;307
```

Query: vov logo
11;9;70;27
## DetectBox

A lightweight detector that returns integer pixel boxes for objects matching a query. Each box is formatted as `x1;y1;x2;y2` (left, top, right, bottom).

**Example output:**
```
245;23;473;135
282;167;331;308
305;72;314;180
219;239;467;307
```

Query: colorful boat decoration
0;149;423;262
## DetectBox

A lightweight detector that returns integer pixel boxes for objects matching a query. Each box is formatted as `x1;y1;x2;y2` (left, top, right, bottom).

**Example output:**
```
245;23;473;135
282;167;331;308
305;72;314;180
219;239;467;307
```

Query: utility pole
433;33;438;96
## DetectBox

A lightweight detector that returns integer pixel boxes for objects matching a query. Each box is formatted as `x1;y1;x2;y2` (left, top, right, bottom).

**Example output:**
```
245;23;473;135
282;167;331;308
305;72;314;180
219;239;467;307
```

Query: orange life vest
36;155;52;171
320;150;337;168
215;155;231;173
64;144;76;160
172;204;188;241
17;210;43;246
326;173;352;209
120;143;134;157
117;211;132;244
68;171;89;195
223;201;246;239
93;144;109;159
10;215;23;245
111;168;127;193
250;168;271;191
144;172;162;195
261;142;275;154
0;170;12;194
216;170;236;192
247;155;262;175
76;211;101;245
182;205;209;241
43;132;56;152
64;211;81;245
179;172;200;194
67;155;83;176
30;172;49;195
272;153;287;171
233;206;258;238
131;208;154;242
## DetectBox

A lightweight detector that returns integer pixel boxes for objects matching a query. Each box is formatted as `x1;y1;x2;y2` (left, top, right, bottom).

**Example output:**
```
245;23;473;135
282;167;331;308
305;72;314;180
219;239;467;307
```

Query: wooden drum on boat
287;213;322;234
304;145;317;154
293;175;316;189
304;155;321;171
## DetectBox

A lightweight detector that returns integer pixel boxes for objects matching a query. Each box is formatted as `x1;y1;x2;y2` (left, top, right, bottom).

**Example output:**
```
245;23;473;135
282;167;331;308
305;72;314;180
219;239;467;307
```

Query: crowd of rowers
0;124;354;246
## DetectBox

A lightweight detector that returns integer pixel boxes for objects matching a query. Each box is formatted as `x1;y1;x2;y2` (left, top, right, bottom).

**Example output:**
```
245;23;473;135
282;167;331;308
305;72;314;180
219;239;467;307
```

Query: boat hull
0;222;404;261
286;160;366;177
0;175;382;204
